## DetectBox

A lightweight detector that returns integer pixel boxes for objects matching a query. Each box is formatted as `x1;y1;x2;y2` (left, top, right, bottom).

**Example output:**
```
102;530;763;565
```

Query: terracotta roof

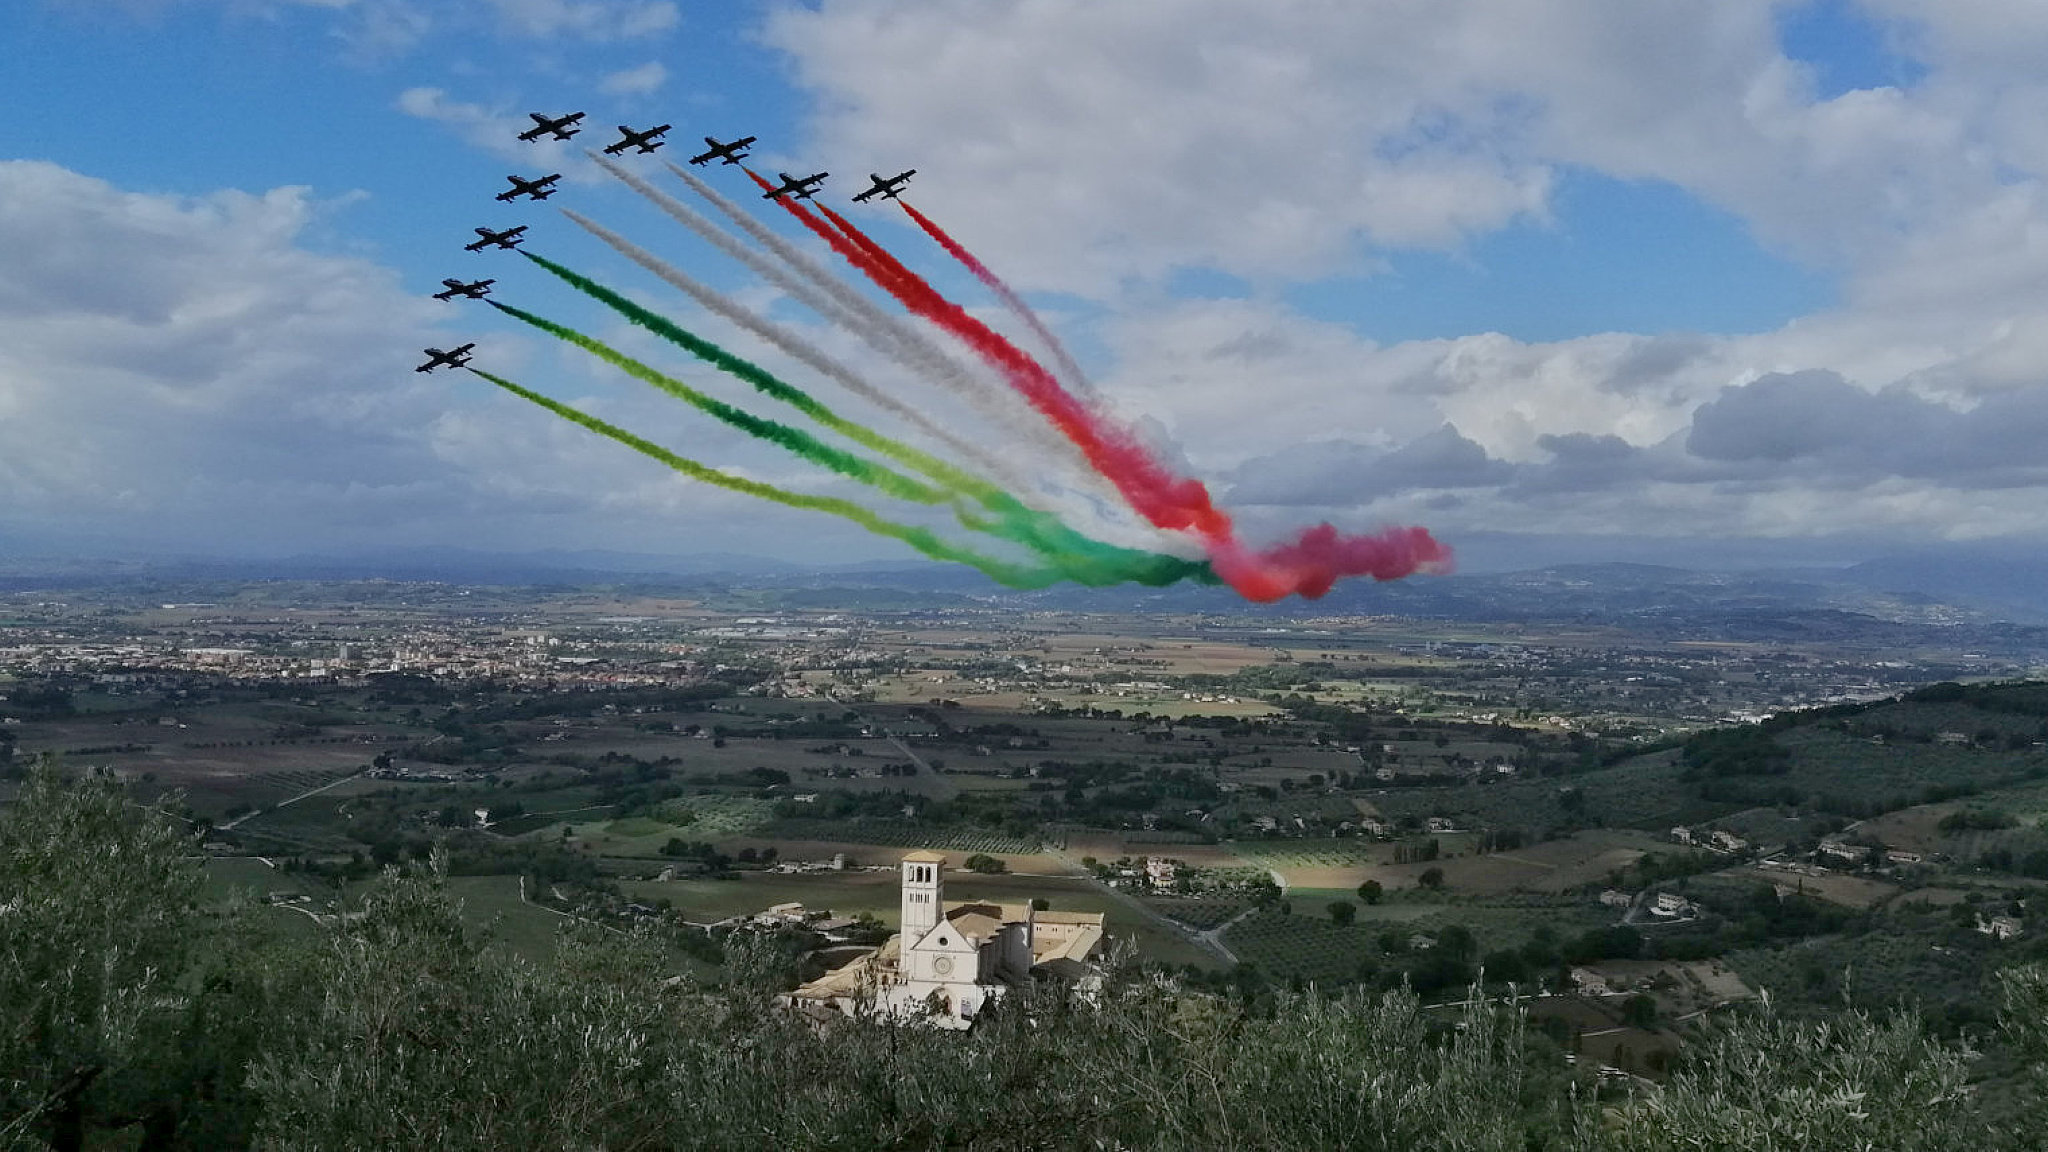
901;850;947;863
944;899;1034;925
945;912;1003;942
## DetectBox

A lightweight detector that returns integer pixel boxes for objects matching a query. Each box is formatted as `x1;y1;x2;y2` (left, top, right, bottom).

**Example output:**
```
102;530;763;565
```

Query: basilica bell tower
900;850;946;942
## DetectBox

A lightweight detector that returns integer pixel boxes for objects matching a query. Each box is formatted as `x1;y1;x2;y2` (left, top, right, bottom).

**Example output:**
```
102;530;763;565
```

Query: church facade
786;850;1105;1028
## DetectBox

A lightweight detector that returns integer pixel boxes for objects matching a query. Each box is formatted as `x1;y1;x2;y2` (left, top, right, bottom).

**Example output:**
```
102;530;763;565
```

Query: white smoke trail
601;155;1039;452
595;154;1113;505
560;205;1028;492
592;155;1164;549
673;165;1204;556
666;166;1055;432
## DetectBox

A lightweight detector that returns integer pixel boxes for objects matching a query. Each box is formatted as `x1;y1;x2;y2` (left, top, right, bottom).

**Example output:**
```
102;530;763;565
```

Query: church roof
945;898;1031;923
945;912;1004;942
902;849;947;863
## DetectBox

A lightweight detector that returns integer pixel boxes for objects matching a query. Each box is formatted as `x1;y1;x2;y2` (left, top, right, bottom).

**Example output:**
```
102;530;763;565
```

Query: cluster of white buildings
1671;826;1749;853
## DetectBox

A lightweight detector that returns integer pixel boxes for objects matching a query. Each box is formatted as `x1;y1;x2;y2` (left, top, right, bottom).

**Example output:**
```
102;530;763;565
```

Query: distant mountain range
6;543;2048;649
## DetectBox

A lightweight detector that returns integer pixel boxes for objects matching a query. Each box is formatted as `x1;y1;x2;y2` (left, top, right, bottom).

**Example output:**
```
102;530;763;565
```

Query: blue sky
4;1;2048;577
0;1;1843;342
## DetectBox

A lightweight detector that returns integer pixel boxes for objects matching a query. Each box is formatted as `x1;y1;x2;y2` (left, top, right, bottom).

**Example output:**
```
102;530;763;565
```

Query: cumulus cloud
0;162;447;545
1230;425;1517;506
762;2;2046;312
747;0;2048;549
1685;370;2048;486
764;1;1579;294
0;161;909;558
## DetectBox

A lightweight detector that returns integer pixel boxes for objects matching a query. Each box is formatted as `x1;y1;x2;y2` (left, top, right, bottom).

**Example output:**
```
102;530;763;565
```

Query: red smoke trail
746;170;1451;600
746;169;1220;532
896;201;1096;399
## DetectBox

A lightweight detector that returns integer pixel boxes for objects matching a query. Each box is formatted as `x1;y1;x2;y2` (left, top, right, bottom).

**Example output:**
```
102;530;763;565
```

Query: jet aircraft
517;111;584;142
433;278;494;301
852;170;916;203
464;225;528;252
603;124;671;155
688;135;757;166
415;344;476;373
764;171;829;201
495;173;562;202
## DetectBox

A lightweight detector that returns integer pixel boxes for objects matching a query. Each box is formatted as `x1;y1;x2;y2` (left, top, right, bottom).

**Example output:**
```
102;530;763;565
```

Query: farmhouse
1979;914;2025;940
1144;856;1178;887
784;851;1106;1029
1649;892;1695;918
1708;830;1748;853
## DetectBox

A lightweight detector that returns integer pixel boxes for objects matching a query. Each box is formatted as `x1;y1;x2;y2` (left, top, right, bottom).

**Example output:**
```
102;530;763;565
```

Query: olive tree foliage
246;861;683;1150
1578;994;1988;1152
245;868;1542;1151
1997;964;2048;1140
0;763;202;1152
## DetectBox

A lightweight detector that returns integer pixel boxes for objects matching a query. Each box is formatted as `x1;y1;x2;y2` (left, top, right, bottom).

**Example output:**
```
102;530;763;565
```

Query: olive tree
0;764;202;1151
1580;995;1987;1151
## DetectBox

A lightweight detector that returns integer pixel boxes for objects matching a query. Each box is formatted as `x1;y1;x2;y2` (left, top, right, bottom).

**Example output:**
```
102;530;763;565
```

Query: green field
202;856;326;906
757;818;1041;855
442;874;575;965
662;793;775;837
1368;752;1717;833
1140;894;1254;930
1222;909;1379;984
1224;895;1612;986
1230;840;1391;871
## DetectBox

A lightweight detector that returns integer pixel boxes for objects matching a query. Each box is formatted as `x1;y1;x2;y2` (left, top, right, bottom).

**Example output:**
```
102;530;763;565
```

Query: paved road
221;769;366;830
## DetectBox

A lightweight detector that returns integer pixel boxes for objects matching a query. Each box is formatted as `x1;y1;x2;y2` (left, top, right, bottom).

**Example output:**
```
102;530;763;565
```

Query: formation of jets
603;124;670;156
416;344;475;373
433;278;493;301
518;111;584;142
496;172;561;202
427;112;915;372
764;171;830;201
688;135;755;166
852;170;915;203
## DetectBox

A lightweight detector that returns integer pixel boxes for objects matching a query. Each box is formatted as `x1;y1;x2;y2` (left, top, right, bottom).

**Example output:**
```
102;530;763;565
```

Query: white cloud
600;61;668;97
480;0;677;41
0;161;929;560
747;0;2048;550
761;1;2043;295
394;86;595;178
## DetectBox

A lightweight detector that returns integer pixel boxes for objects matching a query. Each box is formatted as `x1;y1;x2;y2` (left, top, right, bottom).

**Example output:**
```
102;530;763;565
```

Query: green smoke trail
520;248;977;489
468;368;1070;588
485;299;950;509
517;251;1217;588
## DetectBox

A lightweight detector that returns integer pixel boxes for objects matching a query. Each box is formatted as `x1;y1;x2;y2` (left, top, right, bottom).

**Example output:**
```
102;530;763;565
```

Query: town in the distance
6;557;2048;1060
